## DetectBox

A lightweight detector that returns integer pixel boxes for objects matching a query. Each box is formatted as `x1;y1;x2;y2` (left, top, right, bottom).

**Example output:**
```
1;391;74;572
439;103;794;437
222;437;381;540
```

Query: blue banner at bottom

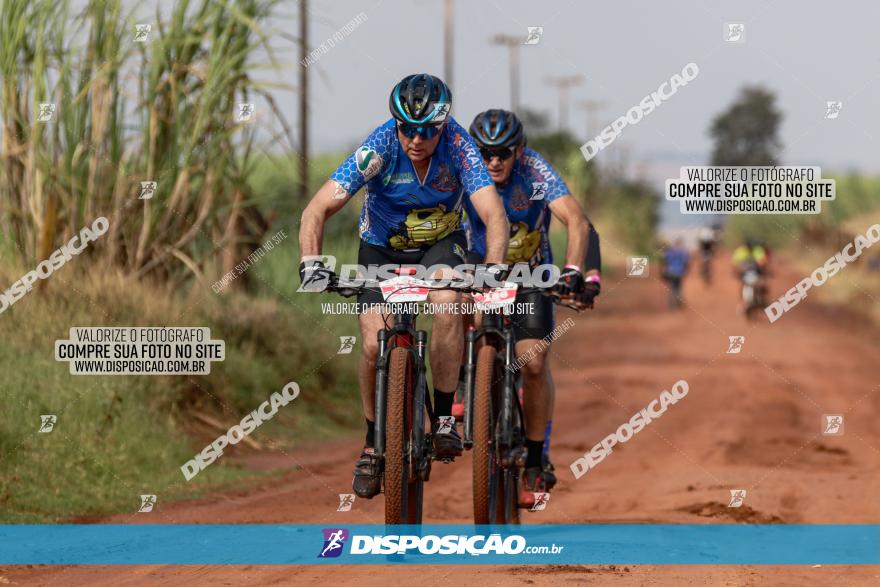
1;524;877;565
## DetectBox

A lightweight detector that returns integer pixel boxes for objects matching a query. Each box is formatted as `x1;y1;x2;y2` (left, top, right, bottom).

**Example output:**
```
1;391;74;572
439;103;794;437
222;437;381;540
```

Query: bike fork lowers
463;327;477;449
412;330;429;478
374;329;389;458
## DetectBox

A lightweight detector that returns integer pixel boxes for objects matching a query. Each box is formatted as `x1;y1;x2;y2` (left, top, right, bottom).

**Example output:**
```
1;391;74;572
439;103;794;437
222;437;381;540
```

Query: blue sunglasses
398;122;444;140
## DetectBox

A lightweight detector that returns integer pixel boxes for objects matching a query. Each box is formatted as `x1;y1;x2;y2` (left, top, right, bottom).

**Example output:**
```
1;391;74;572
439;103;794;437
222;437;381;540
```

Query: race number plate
474;282;518;311
380;275;431;303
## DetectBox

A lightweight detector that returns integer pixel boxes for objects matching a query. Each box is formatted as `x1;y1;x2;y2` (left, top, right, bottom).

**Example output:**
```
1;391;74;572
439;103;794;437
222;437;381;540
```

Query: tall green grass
0;0;291;281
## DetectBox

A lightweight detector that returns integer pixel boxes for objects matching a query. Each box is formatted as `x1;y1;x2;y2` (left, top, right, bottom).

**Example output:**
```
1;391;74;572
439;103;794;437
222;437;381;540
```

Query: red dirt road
4;253;879;585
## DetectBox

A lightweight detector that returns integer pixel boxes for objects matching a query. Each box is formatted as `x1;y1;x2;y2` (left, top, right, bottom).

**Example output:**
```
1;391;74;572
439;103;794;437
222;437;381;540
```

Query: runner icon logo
530;493;550;512
237;103;255;122
530;182;548;200
337;336;356;354
337;494;355;512
523;26;543;45
728;489;746;508
724;23;745;43
139;181;157;200
138;494;157;513
627;257;649;277
436;416;455;434
824;101;842;120
37;103;56;123
38;415;57;433
822;414;844;435
727;336;745;354
134;24;151;42
319;528;349;558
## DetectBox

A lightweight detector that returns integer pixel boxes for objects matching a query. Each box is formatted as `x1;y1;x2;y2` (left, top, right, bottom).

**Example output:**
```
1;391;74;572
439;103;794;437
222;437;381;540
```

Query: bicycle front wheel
384;346;423;524
473;344;503;524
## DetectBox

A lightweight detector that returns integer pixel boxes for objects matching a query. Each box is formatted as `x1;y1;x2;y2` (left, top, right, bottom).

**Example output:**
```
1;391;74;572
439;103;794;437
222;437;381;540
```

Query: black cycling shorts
467;251;555;342
356;231;469;306
510;288;556;342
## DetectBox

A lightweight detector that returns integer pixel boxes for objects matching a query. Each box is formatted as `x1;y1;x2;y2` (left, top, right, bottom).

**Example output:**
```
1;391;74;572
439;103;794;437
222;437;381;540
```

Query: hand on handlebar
556;265;584;296
575;281;600;308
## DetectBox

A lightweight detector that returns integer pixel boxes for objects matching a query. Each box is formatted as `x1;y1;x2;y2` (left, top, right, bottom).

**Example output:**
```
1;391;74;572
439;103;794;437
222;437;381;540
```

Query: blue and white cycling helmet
389;74;452;125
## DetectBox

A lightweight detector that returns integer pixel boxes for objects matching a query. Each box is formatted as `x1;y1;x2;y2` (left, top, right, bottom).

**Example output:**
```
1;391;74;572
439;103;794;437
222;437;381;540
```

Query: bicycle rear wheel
385;346;423;524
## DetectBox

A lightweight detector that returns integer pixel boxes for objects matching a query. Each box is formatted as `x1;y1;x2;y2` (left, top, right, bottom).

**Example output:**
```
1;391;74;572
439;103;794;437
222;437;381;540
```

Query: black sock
365;418;375;448
433;388;455;418
526;439;544;469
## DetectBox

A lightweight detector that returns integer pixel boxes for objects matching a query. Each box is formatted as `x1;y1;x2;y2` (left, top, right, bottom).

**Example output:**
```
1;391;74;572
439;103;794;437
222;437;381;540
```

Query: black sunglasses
479;146;516;161
398;122;444;140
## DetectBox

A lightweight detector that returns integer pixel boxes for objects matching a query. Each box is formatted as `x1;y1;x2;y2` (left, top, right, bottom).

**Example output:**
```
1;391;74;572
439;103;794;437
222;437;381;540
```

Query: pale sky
285;0;879;174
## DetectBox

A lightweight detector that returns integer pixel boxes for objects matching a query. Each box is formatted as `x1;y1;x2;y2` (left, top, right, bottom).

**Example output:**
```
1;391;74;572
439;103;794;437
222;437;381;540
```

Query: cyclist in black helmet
462;109;599;507
299;74;509;499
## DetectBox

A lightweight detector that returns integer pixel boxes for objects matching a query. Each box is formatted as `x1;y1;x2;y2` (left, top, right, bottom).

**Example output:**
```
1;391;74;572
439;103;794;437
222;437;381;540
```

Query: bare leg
358;310;387;421
516;338;550;441
428;288;462;392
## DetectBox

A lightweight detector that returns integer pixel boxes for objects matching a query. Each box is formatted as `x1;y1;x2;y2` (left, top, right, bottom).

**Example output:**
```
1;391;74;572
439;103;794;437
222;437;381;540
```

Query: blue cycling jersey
664;247;690;277
330;117;493;251
463;147;570;266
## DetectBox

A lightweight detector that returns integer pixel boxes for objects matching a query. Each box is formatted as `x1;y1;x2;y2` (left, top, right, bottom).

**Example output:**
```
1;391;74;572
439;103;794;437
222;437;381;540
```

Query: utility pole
577;99;605;140
545;74;583;131
299;0;309;203
491;34;522;111
444;0;454;87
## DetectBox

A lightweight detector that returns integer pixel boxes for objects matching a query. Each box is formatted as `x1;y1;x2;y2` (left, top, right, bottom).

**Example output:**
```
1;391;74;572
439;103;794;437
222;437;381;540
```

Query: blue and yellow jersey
463;147;571;266
330;117;493;251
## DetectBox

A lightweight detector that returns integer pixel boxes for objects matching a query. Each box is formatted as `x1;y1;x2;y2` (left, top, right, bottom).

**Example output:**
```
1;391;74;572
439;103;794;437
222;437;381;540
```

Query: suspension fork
412;330;428;455
499;326;517;451
373;329;389;457
463;326;477;448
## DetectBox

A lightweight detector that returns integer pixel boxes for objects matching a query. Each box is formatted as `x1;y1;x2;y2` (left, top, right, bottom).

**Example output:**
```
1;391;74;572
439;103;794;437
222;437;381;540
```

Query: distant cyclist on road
662;238;690;309
461;109;598;507
697;224;720;284
731;238;769;275
731;238;770;313
298;74;509;499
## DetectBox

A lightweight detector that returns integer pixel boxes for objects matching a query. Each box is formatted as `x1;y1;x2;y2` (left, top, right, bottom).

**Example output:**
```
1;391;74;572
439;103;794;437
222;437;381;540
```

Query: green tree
709;86;783;166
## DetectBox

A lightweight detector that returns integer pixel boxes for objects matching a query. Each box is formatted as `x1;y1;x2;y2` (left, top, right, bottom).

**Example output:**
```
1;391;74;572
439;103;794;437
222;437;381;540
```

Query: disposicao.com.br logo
318;528;563;558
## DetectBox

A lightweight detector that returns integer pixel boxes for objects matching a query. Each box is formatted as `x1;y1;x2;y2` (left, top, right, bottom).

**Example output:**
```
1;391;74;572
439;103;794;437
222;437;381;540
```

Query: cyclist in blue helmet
298;74;509;499
463;109;600;507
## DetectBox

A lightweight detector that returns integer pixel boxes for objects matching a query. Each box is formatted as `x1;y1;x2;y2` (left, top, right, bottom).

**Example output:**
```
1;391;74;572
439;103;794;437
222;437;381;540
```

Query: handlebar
325;276;485;298
323;277;590;312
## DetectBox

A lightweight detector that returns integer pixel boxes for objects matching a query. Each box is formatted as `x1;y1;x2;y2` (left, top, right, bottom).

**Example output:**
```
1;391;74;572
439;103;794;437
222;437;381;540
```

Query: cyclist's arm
299;180;349;258
548;194;589;271
469;185;509;265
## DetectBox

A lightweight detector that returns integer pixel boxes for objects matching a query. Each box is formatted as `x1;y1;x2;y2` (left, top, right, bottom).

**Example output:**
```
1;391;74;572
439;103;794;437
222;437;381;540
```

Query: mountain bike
739;264;768;320
462;284;586;524
326;271;481;524
700;250;713;285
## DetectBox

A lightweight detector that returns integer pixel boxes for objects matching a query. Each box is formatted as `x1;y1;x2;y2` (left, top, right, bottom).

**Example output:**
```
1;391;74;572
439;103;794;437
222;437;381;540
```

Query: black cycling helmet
389;74;452;125
469;109;525;149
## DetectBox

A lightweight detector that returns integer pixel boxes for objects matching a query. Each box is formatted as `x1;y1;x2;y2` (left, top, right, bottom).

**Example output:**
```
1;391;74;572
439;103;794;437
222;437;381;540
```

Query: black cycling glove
557;265;585;296
578;279;601;307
